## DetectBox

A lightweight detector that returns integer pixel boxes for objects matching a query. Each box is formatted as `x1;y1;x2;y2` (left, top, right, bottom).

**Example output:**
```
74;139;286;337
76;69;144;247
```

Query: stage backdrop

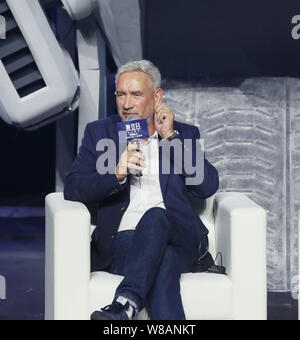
163;77;299;292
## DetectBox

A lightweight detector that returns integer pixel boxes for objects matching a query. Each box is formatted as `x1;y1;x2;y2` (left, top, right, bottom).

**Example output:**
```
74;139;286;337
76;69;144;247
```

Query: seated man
64;60;219;320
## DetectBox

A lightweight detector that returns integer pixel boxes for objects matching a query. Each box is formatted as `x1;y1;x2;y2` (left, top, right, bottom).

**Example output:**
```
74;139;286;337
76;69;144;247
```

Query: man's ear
154;88;163;106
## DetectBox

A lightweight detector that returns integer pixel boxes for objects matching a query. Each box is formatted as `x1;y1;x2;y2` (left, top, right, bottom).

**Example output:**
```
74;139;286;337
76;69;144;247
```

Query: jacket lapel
159;144;169;198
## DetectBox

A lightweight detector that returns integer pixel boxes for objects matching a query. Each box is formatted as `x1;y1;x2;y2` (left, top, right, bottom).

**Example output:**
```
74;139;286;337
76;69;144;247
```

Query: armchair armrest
45;192;91;320
214;192;267;320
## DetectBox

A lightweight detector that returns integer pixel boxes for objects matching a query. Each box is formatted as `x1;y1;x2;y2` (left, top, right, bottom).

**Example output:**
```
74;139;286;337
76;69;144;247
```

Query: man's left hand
154;102;175;139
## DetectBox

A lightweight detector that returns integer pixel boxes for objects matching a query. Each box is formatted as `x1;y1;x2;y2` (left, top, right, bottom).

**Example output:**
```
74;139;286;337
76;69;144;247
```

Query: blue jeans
108;207;208;320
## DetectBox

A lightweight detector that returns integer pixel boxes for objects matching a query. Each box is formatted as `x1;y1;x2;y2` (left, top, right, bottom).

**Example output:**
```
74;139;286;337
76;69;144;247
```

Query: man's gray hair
116;60;161;90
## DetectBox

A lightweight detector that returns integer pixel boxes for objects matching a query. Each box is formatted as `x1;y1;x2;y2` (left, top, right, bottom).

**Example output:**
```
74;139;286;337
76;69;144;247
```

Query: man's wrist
163;130;179;141
115;166;128;182
118;177;127;185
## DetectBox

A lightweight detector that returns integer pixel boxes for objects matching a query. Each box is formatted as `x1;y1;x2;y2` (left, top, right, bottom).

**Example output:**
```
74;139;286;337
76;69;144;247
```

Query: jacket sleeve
64;123;128;203
166;126;219;199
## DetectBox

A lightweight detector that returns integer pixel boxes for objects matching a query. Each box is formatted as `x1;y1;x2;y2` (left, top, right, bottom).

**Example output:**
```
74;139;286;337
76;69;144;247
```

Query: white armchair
45;192;267;320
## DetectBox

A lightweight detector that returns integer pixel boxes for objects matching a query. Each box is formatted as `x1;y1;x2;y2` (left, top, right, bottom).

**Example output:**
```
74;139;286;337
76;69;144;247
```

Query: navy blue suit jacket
64;115;219;270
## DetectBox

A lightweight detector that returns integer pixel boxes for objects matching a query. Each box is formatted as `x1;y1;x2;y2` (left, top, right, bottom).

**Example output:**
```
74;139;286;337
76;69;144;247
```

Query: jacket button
121;206;126;212
112;235;115;239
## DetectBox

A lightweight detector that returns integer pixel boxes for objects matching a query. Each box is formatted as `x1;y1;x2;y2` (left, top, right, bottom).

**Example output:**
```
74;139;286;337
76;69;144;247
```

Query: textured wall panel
289;78;300;291
163;78;298;291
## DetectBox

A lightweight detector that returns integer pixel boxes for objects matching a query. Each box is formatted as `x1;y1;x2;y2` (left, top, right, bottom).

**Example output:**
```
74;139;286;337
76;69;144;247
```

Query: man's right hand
115;143;146;181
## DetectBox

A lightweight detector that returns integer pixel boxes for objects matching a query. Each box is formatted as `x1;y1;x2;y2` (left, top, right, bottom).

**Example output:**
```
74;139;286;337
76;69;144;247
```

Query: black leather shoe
91;300;137;320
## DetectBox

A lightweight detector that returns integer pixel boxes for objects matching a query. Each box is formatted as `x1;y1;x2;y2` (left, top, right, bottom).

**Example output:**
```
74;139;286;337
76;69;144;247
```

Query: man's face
116;71;161;124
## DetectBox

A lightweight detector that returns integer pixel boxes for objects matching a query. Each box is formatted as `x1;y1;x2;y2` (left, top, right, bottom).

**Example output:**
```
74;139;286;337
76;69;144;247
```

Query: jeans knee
141;207;168;224
144;207;166;218
136;207;170;235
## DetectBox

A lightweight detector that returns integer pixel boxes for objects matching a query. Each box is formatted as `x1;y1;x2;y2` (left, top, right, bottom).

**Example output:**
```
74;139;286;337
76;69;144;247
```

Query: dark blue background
143;0;300;78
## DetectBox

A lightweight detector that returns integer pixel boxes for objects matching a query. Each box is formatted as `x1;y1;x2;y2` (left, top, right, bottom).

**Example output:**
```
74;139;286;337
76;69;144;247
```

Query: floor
0;213;298;320
0;215;45;320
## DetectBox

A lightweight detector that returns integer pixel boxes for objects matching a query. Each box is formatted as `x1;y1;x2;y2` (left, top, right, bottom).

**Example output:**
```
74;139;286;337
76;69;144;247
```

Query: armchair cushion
89;271;233;320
